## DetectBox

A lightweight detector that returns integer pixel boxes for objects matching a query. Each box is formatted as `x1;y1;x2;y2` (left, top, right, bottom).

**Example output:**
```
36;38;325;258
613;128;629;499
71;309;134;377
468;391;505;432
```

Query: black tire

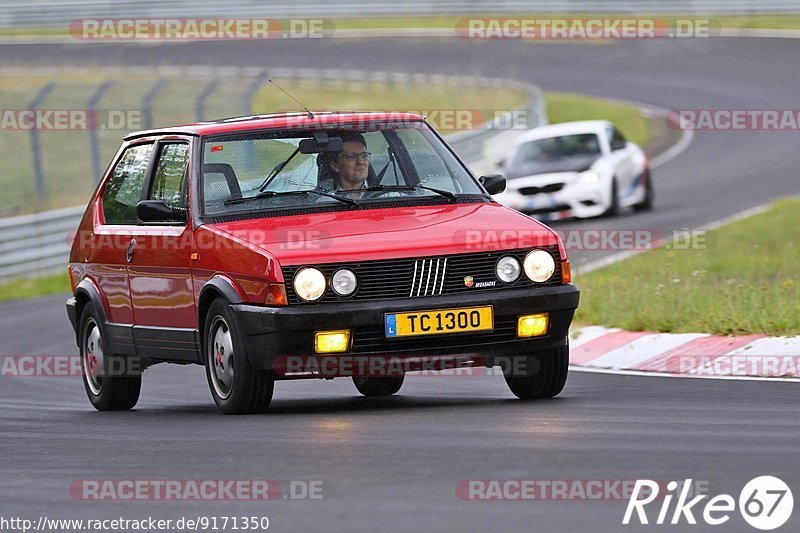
603;178;620;217
503;344;569;400
352;375;404;397
79;302;141;411
204;298;274;415
633;167;654;211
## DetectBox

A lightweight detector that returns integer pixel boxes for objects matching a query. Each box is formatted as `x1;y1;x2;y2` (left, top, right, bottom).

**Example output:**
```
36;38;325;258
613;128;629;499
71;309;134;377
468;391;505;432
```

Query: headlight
579;171;599;184
523;250;556;283
496;256;521;283
331;268;357;296
293;267;326;301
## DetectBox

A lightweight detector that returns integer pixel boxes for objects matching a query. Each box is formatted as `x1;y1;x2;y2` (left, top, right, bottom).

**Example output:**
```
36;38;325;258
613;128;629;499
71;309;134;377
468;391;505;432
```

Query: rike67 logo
623;476;794;530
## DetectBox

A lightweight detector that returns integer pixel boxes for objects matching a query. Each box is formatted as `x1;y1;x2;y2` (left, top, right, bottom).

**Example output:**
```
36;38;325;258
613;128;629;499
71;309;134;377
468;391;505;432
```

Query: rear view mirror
299;132;344;154
610;139;627;151
479;174;506;195
137;200;186;223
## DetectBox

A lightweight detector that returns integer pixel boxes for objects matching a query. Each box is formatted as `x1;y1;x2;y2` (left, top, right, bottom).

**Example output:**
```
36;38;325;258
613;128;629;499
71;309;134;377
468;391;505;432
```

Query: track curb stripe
569;327;800;379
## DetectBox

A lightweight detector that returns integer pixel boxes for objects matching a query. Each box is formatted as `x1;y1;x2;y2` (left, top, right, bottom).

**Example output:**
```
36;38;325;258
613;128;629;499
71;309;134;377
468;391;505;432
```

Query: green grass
574;198;800;336
0;272;71;303
544;92;651;147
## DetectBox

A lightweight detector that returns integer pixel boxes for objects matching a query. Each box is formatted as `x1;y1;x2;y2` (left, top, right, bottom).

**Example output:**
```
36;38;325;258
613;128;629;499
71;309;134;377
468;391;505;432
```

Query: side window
149;143;189;208
101;143;153;225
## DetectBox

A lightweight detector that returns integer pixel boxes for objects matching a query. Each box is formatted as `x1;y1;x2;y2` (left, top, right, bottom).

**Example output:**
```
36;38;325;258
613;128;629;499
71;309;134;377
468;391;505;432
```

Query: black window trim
139;138;191;227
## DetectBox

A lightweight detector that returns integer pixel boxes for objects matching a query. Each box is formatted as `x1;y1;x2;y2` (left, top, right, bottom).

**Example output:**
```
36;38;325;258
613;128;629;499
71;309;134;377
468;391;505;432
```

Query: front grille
519;183;565;196
282;245;562;305
410;258;448;297
529;204;571;215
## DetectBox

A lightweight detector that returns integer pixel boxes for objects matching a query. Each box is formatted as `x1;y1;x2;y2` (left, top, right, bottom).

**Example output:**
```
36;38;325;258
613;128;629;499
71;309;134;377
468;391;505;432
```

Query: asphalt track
1;36;799;532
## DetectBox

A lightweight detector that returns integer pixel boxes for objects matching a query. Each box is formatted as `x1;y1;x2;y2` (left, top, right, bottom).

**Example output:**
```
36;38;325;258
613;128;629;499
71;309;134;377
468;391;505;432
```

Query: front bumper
232;284;579;371
500;183;607;220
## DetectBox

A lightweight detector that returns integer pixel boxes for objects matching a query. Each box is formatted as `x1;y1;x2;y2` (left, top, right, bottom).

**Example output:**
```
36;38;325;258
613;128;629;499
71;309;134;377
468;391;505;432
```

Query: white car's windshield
511;133;601;165
200;124;484;216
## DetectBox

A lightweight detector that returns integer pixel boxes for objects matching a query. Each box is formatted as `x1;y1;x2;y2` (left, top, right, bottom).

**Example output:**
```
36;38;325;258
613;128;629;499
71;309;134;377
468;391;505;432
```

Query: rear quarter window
101;143;153;225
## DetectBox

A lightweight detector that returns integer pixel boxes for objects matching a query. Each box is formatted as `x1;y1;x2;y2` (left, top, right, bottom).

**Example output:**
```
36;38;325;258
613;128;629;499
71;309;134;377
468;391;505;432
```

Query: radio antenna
267;79;314;119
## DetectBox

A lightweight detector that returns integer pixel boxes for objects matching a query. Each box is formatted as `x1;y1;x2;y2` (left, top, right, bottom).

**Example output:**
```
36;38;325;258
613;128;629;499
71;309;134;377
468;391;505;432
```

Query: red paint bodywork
69;113;567;331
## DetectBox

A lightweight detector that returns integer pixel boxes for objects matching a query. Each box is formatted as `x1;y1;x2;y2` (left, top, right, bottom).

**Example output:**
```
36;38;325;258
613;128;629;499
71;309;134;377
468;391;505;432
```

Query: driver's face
330;141;369;189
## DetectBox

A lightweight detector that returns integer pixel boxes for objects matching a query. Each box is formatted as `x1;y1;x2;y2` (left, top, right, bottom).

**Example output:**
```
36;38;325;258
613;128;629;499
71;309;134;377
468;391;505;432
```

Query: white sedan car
493;120;652;220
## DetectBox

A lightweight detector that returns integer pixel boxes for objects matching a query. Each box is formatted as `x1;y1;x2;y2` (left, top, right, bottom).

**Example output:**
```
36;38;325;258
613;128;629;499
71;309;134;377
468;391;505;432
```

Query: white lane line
570;365;800;383
582;332;708;369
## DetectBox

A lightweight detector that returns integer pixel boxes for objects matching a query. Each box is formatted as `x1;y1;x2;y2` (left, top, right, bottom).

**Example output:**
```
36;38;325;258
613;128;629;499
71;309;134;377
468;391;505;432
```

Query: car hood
504;154;600;179
207;202;559;266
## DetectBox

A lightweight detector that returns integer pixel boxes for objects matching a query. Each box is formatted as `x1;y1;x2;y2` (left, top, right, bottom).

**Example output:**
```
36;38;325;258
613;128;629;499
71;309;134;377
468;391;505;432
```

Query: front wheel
204;298;274;415
633;167;654;211
602;178;620;217
503;344;569;400
353;375;404;397
79;303;141;411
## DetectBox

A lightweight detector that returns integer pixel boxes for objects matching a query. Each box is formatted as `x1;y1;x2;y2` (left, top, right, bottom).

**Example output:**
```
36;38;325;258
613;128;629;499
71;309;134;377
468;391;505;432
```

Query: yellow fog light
517;313;549;338
314;330;351;354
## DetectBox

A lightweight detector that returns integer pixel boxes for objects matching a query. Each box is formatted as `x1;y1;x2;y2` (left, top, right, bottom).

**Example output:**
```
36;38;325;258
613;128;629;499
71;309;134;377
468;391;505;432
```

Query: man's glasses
339;152;372;162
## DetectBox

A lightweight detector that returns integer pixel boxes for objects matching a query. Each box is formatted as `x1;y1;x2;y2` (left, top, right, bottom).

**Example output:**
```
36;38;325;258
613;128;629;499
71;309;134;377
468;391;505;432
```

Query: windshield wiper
358;184;459;202
224;188;361;208
258;148;300;192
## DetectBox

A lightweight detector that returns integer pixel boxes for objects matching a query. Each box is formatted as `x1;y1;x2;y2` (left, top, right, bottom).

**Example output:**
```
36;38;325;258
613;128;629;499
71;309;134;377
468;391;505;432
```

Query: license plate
385;306;494;338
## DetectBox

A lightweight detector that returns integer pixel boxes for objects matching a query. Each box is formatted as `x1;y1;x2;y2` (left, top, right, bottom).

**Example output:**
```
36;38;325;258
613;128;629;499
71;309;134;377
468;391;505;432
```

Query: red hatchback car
66;112;579;414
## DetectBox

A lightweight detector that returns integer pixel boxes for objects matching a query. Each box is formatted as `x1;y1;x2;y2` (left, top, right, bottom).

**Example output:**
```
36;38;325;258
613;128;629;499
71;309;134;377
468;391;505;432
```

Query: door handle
126;239;136;263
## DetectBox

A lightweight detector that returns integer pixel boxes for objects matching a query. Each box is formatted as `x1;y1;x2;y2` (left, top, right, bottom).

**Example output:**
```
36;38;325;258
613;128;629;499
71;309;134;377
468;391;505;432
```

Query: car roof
123;111;427;140
512;120;612;145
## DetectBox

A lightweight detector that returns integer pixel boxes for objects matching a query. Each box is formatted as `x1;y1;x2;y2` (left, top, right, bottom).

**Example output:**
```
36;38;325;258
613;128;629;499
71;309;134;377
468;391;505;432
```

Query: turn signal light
266;283;288;306
517;313;549;338
561;261;571;284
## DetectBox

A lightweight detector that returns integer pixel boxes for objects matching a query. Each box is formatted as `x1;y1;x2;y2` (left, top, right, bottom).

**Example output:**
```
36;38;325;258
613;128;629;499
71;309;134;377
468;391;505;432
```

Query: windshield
200;124;484;217
511;133;602;166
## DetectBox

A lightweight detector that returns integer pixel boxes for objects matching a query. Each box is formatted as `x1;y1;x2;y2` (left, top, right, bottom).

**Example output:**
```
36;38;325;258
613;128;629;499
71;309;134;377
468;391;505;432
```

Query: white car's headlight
331;268;358;296
578;171;599;184
523;250;556;283
293;267;326;301
496;256;521;283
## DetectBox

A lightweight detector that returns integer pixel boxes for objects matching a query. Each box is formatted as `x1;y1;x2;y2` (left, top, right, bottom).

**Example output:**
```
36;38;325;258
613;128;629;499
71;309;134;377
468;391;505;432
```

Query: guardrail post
87;80;114;184
241;71;268;171
28;82;57;203
242;70;268;116
142;78;168;130
195;79;220;122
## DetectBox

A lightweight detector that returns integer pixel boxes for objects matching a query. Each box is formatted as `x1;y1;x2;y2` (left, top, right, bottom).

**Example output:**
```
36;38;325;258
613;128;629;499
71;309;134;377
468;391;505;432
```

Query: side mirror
479;174;506;195
299;132;344;154
610;139;627;151
137;200;186;223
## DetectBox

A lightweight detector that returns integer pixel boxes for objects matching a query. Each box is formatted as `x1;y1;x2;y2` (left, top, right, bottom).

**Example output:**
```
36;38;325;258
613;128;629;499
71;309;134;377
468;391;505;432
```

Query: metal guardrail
0;68;545;281
1;0;799;27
